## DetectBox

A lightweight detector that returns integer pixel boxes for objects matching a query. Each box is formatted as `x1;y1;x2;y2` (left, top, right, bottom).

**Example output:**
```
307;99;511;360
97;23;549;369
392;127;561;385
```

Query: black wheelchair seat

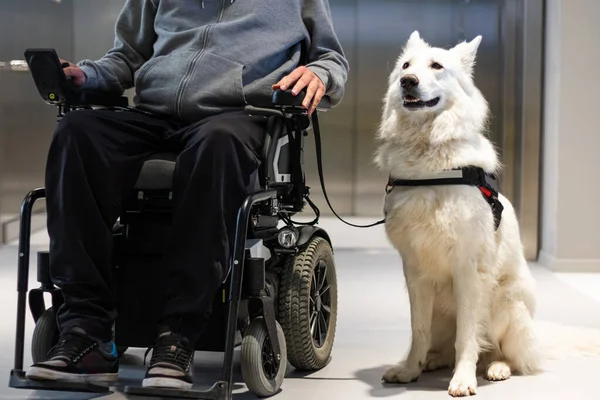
134;153;176;190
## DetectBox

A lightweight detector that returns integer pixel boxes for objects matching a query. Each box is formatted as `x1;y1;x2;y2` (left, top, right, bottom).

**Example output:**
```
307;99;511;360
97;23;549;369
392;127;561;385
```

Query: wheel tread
278;236;337;371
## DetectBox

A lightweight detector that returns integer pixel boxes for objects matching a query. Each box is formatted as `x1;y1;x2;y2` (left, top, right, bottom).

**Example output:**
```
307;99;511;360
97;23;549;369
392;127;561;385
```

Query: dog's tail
534;321;600;360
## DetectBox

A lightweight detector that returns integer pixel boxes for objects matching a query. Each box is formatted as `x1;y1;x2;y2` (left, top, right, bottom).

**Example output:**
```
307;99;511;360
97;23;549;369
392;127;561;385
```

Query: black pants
46;109;266;343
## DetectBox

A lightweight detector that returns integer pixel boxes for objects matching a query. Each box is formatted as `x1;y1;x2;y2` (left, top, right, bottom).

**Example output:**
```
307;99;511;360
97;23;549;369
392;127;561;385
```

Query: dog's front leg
448;259;482;397
383;272;434;384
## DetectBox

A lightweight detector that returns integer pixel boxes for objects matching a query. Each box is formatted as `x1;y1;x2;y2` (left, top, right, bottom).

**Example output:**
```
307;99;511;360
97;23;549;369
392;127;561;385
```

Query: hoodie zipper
175;27;210;120
175;0;228;120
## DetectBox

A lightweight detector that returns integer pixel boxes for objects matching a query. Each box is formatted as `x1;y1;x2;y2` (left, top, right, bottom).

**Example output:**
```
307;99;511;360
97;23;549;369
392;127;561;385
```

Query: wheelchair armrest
67;89;129;108
272;89;305;108
24;48;128;108
272;89;331;112
244;105;284;118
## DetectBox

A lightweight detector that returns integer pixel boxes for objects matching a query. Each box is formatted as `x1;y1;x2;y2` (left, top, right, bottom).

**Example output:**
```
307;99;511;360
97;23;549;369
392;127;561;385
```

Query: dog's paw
448;372;477;397
423;351;453;372
485;361;511;381
382;362;421;384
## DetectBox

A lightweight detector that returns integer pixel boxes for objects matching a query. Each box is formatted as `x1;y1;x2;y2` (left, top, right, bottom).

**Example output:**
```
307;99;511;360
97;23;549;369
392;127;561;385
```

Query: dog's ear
452;35;482;75
405;30;427;50
408;30;421;43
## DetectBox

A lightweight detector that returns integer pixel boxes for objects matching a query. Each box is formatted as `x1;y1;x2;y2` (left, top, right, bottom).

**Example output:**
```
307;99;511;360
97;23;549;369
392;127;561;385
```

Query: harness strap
387;167;504;230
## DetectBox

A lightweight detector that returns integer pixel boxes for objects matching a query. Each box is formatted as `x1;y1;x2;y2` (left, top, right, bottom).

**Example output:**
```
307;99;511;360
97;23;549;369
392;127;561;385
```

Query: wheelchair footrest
124;381;229;400
8;369;111;393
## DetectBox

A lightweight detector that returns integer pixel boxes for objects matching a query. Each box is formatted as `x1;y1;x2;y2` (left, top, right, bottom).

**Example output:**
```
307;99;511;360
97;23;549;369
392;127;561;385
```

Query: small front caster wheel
241;317;287;397
31;307;59;363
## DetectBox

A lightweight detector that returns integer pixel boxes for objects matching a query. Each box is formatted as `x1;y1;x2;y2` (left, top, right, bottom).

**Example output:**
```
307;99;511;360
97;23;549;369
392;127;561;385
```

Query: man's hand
273;66;325;115
60;59;86;87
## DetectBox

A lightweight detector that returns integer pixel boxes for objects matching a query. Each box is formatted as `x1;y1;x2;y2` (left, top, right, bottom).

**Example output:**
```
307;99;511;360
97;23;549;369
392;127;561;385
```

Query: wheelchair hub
310;260;332;349
261;339;279;380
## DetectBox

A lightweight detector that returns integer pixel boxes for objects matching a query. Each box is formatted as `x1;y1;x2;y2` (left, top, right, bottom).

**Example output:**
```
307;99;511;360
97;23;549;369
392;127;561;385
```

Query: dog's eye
402;62;410;70
431;62;444;70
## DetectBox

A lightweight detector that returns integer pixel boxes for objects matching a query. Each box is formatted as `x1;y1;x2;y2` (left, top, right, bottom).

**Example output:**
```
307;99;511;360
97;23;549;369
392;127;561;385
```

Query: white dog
375;31;600;397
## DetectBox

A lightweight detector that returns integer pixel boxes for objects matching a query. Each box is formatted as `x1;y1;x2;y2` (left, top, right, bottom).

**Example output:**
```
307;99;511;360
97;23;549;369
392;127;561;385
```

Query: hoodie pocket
178;51;247;121
134;50;197;117
135;56;163;86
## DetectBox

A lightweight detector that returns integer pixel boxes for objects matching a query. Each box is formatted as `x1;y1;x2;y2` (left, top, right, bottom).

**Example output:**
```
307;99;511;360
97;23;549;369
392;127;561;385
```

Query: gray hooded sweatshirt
78;0;349;123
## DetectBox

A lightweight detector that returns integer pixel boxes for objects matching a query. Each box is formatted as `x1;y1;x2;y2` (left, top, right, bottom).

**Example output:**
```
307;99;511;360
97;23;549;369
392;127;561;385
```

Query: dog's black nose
401;75;419;90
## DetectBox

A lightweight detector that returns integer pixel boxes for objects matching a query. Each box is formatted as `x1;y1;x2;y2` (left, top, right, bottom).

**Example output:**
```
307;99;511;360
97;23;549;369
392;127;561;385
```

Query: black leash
311;112;386;228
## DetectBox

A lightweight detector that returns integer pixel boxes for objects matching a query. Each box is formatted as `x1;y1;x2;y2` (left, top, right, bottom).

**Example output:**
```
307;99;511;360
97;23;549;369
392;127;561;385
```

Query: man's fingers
274;67;306;91
63;66;78;76
272;67;326;111
62;66;86;86
309;86;326;115
303;78;321;108
291;71;312;96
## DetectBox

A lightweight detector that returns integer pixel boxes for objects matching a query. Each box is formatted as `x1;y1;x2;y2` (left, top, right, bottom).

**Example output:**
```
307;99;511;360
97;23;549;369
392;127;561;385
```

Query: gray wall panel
0;0;74;241
73;0;126;61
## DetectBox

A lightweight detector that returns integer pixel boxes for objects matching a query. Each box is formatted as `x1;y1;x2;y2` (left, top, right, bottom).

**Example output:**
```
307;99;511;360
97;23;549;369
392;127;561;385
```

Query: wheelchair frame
8;49;336;400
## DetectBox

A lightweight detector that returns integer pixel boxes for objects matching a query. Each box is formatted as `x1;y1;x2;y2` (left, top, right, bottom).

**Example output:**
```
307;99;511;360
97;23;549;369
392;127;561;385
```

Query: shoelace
47;331;97;363
144;334;193;372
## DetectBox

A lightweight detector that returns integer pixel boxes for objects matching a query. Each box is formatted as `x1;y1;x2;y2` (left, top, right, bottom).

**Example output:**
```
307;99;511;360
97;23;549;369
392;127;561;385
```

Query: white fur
375;31;600;397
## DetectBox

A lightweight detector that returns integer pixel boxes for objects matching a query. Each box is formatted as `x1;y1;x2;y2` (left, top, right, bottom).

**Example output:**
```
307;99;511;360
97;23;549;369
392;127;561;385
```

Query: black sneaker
26;328;119;384
142;331;195;389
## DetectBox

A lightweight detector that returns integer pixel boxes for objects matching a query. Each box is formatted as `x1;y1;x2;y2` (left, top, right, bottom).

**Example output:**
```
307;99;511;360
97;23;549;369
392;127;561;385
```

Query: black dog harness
386;166;504;230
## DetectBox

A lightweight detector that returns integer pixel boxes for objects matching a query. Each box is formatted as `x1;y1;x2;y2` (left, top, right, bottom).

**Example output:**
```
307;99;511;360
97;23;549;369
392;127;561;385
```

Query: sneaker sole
142;377;193;390
26;367;118;385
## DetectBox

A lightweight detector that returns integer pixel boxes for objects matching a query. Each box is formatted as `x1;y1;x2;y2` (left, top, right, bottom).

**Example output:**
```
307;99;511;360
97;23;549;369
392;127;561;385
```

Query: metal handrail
0;60;29;72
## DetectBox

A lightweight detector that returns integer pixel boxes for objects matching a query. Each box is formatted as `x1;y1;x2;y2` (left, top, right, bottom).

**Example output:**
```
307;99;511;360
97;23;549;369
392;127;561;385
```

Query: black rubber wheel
241;317;287;398
278;236;338;371
31;307;60;364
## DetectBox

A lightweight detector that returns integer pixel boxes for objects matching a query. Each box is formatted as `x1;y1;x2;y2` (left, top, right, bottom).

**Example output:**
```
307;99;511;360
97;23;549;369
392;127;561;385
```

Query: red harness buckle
479;186;492;198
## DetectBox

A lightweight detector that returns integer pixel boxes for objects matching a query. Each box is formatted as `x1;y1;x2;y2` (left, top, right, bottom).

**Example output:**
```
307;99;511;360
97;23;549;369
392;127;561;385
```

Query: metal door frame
501;0;545;260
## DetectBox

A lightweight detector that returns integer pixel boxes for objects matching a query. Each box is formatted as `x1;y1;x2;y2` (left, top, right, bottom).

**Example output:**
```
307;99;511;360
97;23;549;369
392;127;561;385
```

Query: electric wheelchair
8;49;338;400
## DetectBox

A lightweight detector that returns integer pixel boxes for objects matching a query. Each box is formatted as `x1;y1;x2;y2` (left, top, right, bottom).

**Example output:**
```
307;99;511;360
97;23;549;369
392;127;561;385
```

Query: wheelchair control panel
24;48;128;111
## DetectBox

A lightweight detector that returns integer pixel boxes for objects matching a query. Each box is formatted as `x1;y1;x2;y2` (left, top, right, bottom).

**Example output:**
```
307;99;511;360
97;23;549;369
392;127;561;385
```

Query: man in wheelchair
25;0;348;391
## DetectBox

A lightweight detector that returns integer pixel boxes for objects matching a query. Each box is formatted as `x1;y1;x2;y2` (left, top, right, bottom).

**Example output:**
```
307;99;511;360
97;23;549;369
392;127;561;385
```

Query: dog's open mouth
403;95;440;109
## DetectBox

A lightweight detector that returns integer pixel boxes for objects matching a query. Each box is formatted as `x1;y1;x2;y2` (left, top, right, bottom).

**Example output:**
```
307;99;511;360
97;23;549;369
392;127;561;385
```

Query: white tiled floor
554;272;600;304
1;221;600;399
